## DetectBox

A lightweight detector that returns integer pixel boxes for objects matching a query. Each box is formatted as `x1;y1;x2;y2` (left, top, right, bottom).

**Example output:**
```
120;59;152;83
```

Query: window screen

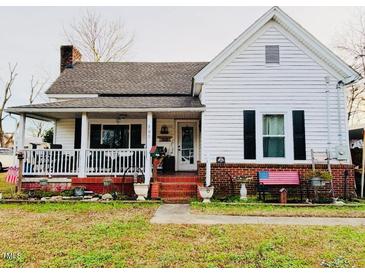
265;45;280;64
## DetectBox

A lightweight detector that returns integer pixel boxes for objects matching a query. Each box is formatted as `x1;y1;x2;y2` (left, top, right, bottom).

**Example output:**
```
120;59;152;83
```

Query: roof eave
6;106;206;114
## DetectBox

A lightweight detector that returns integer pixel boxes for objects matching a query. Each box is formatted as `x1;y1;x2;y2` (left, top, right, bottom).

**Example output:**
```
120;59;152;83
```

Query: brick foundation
197;162;356;200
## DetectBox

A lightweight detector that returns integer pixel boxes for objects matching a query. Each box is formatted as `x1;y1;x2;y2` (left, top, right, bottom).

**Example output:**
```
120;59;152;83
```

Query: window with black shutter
74;118;81;149
131;124;142;148
292;110;306;160
90;124;102;148
243;110;256;159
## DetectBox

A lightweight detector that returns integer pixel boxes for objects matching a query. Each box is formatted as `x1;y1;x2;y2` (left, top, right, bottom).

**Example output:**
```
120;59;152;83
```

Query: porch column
79;112;88;177
145;112;153;184
18;113;26;150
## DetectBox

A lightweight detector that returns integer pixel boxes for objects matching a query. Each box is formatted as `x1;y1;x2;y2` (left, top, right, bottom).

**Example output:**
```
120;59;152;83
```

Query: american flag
258;171;300;185
6;166;18;184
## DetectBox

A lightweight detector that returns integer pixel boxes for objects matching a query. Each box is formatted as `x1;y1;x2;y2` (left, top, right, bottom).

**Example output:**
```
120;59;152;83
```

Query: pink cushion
258;171;300;185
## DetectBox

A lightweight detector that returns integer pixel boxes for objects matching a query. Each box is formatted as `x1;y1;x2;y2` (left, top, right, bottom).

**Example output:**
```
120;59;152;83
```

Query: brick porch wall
22;176;136;196
197;162;356;199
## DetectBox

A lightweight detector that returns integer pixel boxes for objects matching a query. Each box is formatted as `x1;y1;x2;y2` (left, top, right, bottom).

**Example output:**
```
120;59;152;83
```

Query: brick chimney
60;45;82;73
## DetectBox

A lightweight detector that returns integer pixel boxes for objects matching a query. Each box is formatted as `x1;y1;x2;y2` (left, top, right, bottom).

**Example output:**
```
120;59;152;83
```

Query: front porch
9;102;203;201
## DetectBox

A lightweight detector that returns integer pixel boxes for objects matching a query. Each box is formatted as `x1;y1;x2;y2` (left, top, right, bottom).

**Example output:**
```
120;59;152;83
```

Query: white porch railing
23;149;81;176
22;148;147;176
86;149;146;175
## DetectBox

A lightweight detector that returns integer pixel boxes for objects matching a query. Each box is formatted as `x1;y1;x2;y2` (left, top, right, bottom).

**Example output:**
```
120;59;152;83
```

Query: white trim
255;108;294;164
22;177;72;183
7;107;205;114
175;120;200;171
193;6;360;95
47;94;99;99
79;112;88;177
18;113;26;150
145;112;153;184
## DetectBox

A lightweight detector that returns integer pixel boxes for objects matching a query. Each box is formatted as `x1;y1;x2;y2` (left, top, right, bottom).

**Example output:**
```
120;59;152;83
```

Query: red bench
257;171;302;201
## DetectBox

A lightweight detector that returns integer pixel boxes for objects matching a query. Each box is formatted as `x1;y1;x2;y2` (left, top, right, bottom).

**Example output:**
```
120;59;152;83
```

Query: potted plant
133;182;149;201
198;178;214;203
73;186;85;197
304;170;332;187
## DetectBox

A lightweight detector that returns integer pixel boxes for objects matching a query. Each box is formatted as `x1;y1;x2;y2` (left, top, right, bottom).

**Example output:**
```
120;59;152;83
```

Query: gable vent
265;45;280;64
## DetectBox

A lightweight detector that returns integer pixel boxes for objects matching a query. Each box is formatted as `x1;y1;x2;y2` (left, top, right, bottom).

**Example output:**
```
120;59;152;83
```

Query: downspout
325;76;331;151
336;81;345;148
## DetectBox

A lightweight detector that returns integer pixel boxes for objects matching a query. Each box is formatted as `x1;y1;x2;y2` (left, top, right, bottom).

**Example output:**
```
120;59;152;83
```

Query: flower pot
240;183;247;200
198;186;214;203
73;187;85;197
310;177;325;187
133;183;149;201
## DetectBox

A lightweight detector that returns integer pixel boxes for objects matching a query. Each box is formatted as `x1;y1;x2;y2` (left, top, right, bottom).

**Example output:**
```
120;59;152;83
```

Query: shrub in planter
304;170;333;186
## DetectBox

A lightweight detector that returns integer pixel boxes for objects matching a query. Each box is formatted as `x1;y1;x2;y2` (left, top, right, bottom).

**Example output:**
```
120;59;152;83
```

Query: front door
177;122;197;171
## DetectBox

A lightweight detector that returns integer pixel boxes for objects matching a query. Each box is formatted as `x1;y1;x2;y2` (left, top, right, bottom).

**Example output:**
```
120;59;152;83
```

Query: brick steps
162;197;195;203
156;176;199;183
158;181;200;203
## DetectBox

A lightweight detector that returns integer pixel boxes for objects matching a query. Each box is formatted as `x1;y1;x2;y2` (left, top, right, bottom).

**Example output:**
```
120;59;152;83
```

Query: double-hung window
262;114;285;158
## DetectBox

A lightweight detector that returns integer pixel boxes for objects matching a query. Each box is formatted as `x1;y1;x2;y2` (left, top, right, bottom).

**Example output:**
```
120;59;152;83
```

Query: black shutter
152;118;157;146
74;118;81;149
243;110;256;159
131;124;142;148
292;110;306;160
90;124;101;149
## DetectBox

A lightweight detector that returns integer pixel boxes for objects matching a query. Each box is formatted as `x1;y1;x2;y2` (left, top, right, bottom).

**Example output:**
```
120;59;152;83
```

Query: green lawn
191;202;365;218
1;202;365;267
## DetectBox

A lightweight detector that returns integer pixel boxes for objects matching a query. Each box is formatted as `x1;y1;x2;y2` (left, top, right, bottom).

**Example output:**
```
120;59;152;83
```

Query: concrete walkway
150;204;365;226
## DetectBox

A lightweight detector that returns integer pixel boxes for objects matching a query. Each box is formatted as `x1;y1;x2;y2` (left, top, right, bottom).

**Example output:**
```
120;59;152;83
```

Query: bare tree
30;120;45;138
29;75;48;104
0;63;18;147
28;75;49;138
335;9;365;126
64;10;133;62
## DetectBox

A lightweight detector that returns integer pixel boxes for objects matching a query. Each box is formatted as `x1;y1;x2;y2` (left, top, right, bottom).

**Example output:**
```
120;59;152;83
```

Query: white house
7;7;361;201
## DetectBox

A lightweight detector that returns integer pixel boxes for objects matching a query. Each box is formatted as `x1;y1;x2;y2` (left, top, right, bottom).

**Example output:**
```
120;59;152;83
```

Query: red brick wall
197;163;356;199
22;176;137;196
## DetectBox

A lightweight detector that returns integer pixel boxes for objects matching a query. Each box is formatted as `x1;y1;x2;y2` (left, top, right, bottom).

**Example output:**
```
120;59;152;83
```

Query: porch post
18;113;26;150
79;112;88;177
145;112;153;184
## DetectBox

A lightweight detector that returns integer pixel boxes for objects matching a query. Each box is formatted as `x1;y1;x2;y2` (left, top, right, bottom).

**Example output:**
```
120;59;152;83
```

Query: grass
1;202;365;267
191;202;365;218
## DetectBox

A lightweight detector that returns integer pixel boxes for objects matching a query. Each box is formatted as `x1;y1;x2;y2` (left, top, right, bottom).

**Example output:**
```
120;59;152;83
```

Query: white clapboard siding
55;119;75;150
201;25;349;164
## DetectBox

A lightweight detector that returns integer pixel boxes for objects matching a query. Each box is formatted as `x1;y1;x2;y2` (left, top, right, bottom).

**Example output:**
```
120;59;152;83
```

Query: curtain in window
263;115;284;135
263;115;285;157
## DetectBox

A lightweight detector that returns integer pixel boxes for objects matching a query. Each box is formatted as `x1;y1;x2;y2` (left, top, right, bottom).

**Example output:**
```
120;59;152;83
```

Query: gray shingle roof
7;96;204;111
46;62;208;95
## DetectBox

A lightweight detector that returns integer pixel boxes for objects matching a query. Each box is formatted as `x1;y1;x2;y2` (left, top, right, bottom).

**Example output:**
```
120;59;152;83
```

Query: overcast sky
0;6;360;133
